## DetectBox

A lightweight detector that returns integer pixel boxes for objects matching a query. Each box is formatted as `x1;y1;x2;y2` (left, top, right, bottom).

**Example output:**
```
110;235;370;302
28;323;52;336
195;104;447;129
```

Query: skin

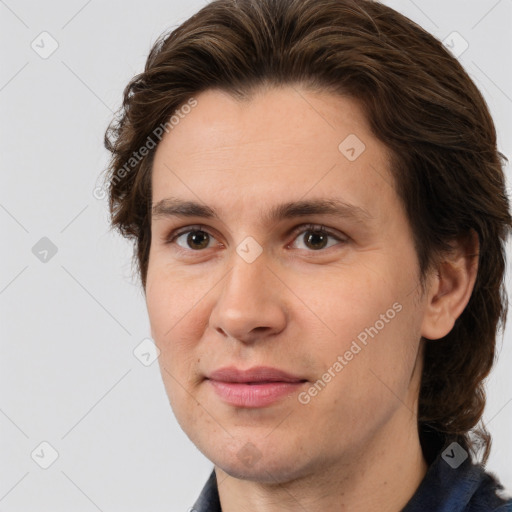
145;86;478;512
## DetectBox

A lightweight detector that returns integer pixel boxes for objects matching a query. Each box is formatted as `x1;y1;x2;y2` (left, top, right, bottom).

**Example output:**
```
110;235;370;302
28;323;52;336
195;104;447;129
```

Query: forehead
151;87;397;224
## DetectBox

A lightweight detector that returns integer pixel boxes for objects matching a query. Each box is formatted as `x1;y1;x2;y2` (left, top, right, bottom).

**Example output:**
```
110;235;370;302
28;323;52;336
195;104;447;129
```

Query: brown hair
102;0;512;464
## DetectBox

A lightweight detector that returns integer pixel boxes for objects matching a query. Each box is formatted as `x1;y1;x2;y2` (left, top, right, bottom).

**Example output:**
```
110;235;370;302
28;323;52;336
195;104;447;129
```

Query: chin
217;461;305;484
207;442;316;485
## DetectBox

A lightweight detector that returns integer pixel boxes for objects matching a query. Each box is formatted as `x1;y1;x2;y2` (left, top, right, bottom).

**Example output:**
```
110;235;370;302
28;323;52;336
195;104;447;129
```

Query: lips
206;366;307;408
207;366;306;384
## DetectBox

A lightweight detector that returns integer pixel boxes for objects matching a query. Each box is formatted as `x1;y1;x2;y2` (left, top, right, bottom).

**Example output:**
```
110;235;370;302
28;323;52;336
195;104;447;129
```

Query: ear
421;230;479;340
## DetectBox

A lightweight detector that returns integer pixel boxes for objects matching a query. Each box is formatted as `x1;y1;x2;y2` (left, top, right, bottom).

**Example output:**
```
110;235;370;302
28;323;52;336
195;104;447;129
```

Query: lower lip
207;379;306;408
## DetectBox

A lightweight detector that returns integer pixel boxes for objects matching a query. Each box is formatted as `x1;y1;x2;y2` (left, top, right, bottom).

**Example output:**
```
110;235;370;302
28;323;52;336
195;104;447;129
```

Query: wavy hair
102;0;512;464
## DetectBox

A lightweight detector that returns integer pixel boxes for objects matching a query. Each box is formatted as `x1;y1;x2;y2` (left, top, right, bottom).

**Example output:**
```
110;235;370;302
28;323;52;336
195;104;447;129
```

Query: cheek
146;271;207;411
291;264;400;345
145;262;220;376
302;261;421;390
146;263;205;342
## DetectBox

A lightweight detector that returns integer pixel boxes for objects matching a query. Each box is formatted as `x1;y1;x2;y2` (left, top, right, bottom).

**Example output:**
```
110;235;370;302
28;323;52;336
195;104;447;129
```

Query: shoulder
468;467;512;512
403;437;512;512
494;503;512;512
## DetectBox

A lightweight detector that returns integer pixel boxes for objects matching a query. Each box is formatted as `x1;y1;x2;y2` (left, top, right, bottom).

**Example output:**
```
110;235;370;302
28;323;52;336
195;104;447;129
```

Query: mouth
206;366;308;408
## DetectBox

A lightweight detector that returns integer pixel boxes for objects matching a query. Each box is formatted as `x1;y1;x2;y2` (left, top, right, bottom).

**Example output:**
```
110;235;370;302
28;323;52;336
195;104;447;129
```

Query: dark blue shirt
191;439;512;511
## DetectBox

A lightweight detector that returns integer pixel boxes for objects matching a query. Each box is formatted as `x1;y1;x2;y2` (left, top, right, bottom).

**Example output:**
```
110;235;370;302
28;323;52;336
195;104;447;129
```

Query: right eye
165;225;220;252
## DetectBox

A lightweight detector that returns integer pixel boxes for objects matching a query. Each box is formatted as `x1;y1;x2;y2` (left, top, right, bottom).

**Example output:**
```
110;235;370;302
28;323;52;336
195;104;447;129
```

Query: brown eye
290;225;345;251
183;230;211;250
303;231;329;250
167;228;216;251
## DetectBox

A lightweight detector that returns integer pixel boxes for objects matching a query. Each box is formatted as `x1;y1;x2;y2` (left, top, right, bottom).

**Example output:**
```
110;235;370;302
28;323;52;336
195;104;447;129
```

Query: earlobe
420;230;479;341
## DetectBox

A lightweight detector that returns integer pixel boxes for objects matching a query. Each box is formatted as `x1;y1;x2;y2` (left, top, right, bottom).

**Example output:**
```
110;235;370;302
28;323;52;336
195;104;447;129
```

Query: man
102;0;512;510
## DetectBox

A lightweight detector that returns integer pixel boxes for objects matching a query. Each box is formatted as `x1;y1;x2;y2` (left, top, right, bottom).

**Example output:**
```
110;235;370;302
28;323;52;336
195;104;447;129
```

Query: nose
208;250;288;344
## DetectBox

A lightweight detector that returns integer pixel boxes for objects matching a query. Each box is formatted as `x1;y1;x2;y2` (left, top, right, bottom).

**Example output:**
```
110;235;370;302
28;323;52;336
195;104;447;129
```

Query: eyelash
163;223;347;255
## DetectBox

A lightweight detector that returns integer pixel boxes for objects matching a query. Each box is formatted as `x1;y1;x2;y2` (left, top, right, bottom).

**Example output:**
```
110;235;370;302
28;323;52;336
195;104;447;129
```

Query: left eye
288;224;345;251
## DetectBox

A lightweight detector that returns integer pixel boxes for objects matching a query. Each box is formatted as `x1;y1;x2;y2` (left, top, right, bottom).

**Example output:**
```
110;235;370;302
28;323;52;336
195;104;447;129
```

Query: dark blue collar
401;442;511;511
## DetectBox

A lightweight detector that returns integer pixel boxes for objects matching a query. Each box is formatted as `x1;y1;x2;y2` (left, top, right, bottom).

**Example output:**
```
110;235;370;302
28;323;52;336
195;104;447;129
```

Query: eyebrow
151;196;374;225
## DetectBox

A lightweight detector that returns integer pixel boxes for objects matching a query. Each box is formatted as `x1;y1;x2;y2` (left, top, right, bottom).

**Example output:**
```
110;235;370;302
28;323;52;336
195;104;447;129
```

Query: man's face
146;86;428;482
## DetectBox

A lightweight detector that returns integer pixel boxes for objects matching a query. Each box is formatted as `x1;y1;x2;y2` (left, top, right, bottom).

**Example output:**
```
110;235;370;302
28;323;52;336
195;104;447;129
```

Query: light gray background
1;0;511;510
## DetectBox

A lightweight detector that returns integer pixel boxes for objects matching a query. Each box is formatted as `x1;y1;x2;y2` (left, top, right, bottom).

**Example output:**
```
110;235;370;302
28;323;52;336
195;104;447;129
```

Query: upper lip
207;366;306;383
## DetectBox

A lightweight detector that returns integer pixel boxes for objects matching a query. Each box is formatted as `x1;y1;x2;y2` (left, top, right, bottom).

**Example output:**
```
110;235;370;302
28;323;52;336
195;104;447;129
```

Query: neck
215;407;428;512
